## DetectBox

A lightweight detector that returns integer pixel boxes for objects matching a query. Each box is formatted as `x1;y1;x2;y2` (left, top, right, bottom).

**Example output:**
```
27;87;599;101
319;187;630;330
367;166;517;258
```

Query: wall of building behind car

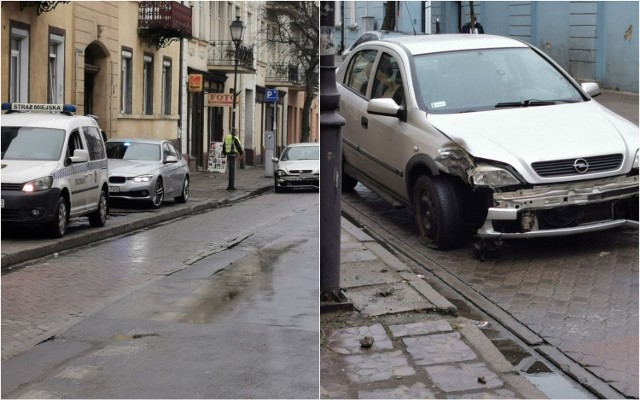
336;1;638;93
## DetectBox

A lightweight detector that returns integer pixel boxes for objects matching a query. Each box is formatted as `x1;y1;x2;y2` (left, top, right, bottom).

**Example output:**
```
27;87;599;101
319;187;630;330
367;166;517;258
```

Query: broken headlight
472;164;521;187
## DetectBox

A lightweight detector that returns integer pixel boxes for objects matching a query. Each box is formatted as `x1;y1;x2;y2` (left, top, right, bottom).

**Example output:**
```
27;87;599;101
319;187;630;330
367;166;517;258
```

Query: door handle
361;116;368;129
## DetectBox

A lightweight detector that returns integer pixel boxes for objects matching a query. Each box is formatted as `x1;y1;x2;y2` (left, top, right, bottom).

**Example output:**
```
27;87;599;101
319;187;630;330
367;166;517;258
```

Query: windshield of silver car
1;127;65;161
414;48;584;113
106;142;161;161
281;146;320;161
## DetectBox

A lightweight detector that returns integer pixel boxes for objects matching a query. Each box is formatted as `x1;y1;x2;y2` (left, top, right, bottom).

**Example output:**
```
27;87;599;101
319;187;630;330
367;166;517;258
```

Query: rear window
1;126;65;161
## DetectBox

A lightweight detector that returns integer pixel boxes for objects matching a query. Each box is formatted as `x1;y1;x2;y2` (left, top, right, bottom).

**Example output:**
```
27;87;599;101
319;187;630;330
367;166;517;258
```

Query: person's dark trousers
227;155;237;190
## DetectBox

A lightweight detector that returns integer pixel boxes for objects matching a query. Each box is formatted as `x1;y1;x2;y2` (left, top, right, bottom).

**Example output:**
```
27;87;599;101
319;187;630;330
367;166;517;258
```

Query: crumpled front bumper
477;174;639;238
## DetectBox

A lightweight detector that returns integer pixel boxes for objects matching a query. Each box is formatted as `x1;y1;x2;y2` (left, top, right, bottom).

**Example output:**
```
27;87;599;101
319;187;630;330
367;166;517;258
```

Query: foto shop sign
206;93;240;107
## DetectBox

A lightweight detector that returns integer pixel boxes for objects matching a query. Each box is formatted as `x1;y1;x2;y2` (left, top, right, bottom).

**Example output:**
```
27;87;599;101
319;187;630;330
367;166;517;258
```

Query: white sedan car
272;143;320;193
106;138;189;208
337;34;638;251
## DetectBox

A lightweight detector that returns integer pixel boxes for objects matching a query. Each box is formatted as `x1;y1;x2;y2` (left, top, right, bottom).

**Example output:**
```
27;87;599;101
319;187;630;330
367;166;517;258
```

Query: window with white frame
162;59;172;115
121;48;132;114
48;33;65;104
10;26;29;103
143;54;153;115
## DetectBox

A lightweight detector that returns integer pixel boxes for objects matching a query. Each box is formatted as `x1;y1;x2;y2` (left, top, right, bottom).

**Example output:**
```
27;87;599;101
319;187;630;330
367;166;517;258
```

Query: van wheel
89;190;108;227
413;175;463;250
175;177;189;203
150;178;164;209
48;196;69;238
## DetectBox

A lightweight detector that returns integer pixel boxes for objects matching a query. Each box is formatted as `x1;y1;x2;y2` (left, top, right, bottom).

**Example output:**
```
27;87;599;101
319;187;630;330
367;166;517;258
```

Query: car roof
285;142;319;148
1;112;98;131
377;34;529;55
107;138;168;145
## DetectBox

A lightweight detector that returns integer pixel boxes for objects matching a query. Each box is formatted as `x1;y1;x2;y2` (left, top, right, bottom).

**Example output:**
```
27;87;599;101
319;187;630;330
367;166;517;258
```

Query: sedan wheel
151;178;164;209
413;175;463;249
48;196;68;238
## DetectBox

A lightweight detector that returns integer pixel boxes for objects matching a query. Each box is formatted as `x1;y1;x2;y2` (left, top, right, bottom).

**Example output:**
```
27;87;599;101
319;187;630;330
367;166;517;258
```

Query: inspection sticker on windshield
431;101;447;109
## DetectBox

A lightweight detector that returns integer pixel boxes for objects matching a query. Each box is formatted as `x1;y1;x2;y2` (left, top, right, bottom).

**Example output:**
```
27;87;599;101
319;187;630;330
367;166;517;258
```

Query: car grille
109;176;127;184
289;170;314;174
532;154;623;177
1;183;23;191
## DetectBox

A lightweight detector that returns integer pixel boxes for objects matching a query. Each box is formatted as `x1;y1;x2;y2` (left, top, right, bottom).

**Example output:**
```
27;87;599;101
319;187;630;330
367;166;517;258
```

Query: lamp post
227;16;245;191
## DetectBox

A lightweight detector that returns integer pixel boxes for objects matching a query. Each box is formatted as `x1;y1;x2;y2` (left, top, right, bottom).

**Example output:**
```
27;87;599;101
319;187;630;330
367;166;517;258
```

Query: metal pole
227;42;239;191
320;1;346;302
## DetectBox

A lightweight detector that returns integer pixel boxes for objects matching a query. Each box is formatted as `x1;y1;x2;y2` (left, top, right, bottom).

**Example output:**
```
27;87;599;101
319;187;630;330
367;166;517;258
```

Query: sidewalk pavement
320;218;548;399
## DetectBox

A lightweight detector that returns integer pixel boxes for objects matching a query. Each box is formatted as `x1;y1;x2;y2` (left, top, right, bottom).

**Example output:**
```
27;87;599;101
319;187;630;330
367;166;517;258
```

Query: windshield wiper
495;99;581;108
495;99;558;108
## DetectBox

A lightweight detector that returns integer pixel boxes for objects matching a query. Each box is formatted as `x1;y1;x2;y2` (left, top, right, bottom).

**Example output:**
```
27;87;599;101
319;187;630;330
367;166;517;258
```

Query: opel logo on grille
573;158;589;173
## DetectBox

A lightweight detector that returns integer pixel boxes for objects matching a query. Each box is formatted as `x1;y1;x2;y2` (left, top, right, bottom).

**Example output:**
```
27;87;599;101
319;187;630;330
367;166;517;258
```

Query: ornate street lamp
230;16;245;133
226;16;245;191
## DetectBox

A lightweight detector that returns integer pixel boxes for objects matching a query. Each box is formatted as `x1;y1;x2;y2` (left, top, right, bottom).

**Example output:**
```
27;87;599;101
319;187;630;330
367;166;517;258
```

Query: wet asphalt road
1;191;319;399
341;184;638;398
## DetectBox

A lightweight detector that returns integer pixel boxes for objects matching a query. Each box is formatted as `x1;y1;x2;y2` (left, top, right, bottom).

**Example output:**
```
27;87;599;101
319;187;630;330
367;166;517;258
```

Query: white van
1;103;109;237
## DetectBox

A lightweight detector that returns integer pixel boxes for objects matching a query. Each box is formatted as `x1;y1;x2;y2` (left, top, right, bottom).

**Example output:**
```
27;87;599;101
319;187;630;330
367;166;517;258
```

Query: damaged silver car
337;34;638;250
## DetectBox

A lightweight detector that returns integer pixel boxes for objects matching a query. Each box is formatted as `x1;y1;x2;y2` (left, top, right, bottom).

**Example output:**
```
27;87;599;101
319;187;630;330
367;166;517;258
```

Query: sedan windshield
1;127;65;161
414;47;584;113
281;146;319;161
106;142;160;161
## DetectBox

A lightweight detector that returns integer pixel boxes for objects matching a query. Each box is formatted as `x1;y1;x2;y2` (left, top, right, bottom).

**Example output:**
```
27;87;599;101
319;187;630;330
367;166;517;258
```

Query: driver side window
371;53;405;106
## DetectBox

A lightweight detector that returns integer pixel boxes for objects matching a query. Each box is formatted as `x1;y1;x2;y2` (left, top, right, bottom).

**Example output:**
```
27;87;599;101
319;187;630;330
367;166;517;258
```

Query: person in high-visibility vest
222;128;243;191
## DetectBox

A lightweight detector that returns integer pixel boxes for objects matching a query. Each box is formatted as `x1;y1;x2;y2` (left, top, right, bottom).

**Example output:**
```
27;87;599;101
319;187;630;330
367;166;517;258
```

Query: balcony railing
138;1;192;48
207;41;255;72
266;63;303;86
19;1;69;14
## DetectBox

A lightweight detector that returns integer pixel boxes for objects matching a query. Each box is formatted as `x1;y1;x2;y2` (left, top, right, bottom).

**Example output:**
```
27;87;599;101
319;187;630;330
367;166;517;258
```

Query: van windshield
1;127;65;161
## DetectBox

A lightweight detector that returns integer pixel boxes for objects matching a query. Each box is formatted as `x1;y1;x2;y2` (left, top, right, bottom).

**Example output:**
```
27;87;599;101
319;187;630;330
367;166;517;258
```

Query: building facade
1;1;183;142
185;1;319;171
335;1;639;92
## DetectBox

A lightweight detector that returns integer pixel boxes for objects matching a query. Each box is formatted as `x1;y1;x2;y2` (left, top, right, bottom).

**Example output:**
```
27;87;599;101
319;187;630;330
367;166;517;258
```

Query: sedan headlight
276;169;287;177
22;176;53;192
472;165;521;187
633;150;639;169
131;174;154;183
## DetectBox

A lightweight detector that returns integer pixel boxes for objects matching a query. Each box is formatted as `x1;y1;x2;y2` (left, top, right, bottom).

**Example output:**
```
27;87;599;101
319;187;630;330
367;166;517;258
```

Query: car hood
0;160;59;183
427;101;638;181
277;159;319;172
108;159;161;176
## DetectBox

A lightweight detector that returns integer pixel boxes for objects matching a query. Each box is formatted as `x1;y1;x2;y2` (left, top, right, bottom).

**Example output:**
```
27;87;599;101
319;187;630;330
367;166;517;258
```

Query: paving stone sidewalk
320;218;547;399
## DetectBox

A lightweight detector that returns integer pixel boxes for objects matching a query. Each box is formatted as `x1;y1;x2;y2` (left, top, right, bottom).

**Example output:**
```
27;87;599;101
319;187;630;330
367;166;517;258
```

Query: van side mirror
581;82;601;98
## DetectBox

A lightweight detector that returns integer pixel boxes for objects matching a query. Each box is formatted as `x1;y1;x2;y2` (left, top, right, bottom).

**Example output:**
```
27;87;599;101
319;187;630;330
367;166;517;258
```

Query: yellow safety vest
224;134;242;155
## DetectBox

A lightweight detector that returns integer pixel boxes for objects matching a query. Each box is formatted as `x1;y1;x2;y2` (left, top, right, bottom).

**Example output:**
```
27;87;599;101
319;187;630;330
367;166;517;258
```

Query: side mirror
581;82;601;98
69;149;89;163
367;98;405;120
271;157;279;163
165;155;178;164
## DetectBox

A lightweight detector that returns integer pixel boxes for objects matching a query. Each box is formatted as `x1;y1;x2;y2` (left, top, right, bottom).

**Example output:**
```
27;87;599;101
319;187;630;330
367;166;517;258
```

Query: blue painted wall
335;1;638;92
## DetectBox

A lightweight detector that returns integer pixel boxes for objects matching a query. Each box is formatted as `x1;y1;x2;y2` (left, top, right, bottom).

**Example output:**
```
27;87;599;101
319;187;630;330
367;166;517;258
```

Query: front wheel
47;196;69;238
150;178;164;209
413;175;463;250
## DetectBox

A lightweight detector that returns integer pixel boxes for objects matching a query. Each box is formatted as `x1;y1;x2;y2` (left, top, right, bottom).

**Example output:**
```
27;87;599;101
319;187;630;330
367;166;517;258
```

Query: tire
89;190;108;227
412;175;463;250
47;196;69;238
175;176;189;203
274;176;285;193
150;178;164;209
342;171;358;191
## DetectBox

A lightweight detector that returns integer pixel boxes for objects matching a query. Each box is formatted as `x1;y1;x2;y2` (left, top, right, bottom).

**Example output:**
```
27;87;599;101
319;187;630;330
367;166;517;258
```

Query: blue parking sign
266;89;278;103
